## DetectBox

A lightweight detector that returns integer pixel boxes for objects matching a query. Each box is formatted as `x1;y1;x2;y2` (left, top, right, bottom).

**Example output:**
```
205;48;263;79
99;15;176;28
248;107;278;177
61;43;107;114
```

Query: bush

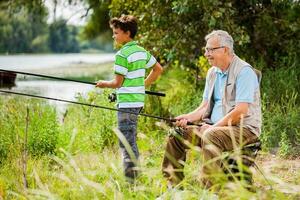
0;97;59;162
27;103;59;156
60;89;117;153
259;63;300;157
261;91;300;157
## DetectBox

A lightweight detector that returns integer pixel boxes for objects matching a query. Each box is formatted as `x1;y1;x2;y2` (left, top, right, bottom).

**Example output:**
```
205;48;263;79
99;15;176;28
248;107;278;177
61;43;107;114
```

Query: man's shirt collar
215;67;228;76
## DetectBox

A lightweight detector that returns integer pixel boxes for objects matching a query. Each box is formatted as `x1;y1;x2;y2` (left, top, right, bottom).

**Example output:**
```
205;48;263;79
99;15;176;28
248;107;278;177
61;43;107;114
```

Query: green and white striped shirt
114;41;157;108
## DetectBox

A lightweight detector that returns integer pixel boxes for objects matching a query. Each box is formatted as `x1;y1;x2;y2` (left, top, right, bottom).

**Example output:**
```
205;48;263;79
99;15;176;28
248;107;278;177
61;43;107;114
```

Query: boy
96;15;163;182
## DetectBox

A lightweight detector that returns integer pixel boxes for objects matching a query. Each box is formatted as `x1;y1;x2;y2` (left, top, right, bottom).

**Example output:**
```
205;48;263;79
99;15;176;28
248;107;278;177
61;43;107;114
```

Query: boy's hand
96;80;106;88
95;75;124;89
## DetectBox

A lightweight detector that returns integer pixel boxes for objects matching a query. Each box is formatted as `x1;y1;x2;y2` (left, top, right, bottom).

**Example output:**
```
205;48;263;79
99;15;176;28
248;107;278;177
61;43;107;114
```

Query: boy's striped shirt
114;41;157;108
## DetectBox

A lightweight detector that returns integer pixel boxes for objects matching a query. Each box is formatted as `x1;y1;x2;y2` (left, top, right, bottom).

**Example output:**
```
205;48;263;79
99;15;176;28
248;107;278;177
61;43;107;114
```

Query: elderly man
162;30;261;188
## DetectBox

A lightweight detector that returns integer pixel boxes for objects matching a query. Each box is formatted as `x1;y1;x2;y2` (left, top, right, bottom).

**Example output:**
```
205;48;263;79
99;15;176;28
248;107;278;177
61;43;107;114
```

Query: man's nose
204;51;210;57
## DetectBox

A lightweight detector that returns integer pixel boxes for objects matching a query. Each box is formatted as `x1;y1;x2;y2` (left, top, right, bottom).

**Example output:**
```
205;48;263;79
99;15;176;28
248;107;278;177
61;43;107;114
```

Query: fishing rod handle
145;90;165;97
168;118;202;126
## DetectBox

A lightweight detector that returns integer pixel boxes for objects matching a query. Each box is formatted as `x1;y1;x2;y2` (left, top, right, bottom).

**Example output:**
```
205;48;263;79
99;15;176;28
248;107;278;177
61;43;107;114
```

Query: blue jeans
117;107;142;179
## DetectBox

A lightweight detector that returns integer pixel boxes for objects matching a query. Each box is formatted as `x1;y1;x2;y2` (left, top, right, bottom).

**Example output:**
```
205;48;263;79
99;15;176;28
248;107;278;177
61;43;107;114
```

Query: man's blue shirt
203;66;259;124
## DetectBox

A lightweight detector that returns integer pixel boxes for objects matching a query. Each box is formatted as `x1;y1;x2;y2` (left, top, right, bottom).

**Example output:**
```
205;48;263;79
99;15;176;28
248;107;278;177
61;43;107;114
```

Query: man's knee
201;129;223;156
165;133;185;154
201;128;218;145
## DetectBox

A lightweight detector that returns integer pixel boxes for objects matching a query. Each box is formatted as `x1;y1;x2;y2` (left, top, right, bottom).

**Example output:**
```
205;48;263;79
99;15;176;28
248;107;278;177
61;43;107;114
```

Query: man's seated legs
162;126;202;186
200;126;258;187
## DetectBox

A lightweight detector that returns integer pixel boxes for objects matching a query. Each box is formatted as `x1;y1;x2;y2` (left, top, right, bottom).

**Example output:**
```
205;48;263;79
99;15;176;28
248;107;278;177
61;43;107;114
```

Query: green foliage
27;104;59;156
79;31;114;52
159;66;205;116
82;0;111;39
0;134;298;200
31;34;49;52
261;91;300;157
0;1;111;53
259;64;300;156
60;89;117;153
48;19;80;53
0;97;59;162
261;65;300;105
0;1;48;53
109;0;300;71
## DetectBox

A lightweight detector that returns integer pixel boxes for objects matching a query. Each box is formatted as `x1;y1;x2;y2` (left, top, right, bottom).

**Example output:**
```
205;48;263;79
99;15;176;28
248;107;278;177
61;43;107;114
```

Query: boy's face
112;27;131;45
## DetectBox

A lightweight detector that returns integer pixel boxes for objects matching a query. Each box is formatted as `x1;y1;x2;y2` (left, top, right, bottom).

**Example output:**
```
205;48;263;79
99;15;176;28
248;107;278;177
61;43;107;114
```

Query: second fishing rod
0;89;201;126
0;69;165;97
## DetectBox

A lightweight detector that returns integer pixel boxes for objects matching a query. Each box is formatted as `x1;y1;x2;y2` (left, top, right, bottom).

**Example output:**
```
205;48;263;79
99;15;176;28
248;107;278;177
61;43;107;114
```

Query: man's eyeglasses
205;46;225;53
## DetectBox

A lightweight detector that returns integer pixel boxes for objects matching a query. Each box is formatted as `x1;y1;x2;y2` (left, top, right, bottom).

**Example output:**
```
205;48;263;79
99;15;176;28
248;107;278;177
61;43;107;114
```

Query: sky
45;0;89;26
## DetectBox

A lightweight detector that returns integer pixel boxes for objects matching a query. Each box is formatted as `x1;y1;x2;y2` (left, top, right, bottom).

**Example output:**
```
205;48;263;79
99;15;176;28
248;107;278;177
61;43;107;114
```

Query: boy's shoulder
115;49;126;58
119;42;148;57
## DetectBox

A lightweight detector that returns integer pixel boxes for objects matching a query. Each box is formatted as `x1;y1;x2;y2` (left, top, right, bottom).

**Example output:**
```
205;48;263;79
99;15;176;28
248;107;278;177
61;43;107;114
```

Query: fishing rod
0;69;165;97
0;89;198;126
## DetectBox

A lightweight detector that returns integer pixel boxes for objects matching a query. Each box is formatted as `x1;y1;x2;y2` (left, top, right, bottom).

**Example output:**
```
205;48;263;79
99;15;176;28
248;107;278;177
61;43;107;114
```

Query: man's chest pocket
225;83;236;101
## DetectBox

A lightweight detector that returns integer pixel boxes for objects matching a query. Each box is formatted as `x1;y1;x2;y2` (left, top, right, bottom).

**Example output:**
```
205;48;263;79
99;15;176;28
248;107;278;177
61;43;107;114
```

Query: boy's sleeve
114;54;128;76
145;51;157;69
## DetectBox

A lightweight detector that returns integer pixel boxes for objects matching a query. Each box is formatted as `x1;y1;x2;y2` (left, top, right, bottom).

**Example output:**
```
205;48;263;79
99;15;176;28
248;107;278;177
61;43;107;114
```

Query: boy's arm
144;62;163;87
96;74;124;88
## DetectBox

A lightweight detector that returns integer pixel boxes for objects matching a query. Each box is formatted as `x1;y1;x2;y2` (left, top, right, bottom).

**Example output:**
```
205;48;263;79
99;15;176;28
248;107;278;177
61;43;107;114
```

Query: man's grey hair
205;30;234;54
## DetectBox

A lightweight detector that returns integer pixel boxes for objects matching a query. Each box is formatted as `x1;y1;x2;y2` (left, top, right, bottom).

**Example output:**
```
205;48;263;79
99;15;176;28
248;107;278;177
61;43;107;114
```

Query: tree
81;0;111;39
109;0;300;72
48;19;80;53
0;0;48;53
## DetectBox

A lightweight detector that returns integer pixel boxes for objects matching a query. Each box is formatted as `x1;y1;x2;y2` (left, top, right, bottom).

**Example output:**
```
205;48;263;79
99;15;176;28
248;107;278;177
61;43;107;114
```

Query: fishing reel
108;92;117;102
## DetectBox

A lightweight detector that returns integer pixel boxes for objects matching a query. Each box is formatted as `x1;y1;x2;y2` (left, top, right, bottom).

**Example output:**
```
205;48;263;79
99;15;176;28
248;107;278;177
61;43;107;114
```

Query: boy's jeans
117;107;142;180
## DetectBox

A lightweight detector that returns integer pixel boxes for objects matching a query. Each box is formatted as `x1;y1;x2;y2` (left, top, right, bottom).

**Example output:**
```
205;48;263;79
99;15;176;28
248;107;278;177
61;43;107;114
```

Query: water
0;53;114;70
0;53;114;116
12;80;99;117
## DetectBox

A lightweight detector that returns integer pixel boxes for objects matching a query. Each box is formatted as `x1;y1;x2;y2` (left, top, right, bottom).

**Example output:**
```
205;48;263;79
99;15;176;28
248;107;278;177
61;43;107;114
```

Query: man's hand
173;100;208;128
200;123;213;132
175;114;192;127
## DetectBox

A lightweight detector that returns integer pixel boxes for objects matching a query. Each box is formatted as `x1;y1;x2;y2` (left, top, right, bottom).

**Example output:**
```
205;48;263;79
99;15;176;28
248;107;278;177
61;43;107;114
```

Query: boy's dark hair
109;15;138;39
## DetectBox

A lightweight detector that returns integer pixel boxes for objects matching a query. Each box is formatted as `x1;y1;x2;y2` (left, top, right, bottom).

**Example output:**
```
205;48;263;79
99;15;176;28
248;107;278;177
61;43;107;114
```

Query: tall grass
1;130;298;199
59;89;117;153
0;97;59;162
260;66;300;157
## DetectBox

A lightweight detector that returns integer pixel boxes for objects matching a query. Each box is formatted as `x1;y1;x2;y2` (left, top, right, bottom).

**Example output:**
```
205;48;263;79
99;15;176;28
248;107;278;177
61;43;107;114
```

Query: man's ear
224;46;230;54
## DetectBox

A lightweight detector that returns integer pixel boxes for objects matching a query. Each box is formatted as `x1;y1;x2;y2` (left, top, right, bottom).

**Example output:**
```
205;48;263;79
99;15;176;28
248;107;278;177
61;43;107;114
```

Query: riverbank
18;61;114;82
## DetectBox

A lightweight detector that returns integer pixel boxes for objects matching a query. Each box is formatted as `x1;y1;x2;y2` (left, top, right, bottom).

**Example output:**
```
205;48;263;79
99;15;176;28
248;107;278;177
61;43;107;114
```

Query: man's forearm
186;101;208;122
214;111;239;127
214;103;248;127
